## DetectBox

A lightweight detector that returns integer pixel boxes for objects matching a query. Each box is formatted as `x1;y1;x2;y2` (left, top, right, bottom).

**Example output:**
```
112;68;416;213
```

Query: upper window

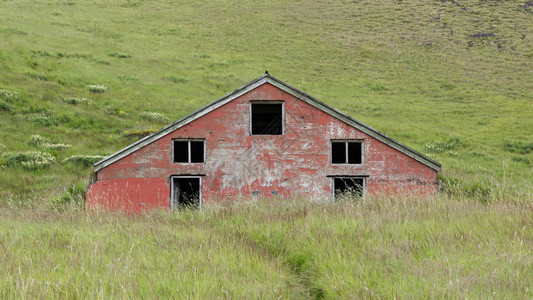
331;140;362;164
251;102;283;135
173;140;205;163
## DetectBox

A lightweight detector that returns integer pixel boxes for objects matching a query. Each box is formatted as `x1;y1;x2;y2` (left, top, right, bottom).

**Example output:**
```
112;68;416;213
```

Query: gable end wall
87;83;437;212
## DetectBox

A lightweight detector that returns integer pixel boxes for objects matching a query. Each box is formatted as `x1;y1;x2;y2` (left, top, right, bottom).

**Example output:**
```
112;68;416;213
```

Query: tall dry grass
0;191;531;298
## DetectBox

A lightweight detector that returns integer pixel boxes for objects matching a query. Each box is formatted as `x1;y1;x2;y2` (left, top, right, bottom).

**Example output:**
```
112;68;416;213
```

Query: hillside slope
0;0;532;203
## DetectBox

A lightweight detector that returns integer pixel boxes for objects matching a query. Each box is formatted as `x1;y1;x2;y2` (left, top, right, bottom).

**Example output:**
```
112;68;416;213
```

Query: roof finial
265;70;269;75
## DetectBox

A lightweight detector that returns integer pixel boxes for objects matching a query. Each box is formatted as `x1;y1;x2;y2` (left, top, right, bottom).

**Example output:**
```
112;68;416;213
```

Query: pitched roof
94;73;441;172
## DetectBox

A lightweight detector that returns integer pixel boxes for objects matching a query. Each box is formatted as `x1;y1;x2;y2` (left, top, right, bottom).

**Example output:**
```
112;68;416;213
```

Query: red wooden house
87;73;440;211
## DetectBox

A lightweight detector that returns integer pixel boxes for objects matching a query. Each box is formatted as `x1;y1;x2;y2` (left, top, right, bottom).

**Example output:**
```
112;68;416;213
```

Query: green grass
0;194;531;298
0;0;532;202
0;1;532;297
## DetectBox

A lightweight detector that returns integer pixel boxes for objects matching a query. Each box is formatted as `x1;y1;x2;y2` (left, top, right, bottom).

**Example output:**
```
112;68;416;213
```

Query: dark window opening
172;177;200;209
334;177;364;198
348;142;362;164
251;103;283;135
332;142;346;163
173;140;204;163
190;141;204;163
174;141;189;162
331;141;362;164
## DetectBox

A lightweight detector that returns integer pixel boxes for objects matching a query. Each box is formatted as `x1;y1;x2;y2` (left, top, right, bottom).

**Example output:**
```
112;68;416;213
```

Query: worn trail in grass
1;195;531;298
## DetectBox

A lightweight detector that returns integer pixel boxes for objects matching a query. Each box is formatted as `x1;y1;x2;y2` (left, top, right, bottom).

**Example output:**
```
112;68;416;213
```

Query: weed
425;137;462;153
108;52;131;58
511;156;530;165
0;151;55;170
63;155;106;167
26;71;48;81
365;82;387;92
0;100;12;112
503;140;533;154
103;105;118;115
24;113;59;127
164;75;187;83
208;59;228;67
62;97;89;105
28;135;48;147
140;111;170;123
0;89;19;102
439;175;498;203
123;129;158;139
0;28;27;36
87;84;107;93
28;134;70;151
50;182;86;209
117;75;138;82
95;59;110;65
48;143;72;151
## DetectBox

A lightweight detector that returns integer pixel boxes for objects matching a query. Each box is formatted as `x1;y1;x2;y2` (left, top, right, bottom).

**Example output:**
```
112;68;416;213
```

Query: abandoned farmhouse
87;73;441;211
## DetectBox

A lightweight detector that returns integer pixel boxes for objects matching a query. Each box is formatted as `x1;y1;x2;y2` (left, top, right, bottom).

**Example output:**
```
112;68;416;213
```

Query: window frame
170;175;202;209
172;139;206;164
249;100;285;136
330;139;364;165
331;176;366;199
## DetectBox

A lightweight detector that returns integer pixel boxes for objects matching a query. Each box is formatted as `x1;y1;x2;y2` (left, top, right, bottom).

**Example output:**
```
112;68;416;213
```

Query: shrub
140;111;170;123
0;143;5;153
87;84;107;93
503;140;533;154
0;151;55;170
63;155;106;167
0;89;19;102
425;137;462;153
63;97;89;105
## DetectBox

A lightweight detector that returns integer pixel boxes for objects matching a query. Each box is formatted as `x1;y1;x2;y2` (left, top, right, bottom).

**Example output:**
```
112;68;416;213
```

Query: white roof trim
94;74;441;172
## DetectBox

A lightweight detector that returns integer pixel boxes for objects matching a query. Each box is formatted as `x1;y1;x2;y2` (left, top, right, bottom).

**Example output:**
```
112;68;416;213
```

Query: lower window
171;176;201;209
333;177;364;198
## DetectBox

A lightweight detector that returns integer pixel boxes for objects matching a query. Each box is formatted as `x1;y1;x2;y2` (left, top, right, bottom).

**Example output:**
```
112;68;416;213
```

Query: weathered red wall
86;178;168;213
87;83;437;211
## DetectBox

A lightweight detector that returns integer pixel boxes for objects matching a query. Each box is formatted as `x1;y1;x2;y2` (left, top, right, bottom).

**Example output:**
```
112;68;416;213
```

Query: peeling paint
87;81;439;212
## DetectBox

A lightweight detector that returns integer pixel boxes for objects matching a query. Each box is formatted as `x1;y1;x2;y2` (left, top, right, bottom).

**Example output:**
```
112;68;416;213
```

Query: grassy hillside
0;0;532;203
0;1;532;298
1;195;531;298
